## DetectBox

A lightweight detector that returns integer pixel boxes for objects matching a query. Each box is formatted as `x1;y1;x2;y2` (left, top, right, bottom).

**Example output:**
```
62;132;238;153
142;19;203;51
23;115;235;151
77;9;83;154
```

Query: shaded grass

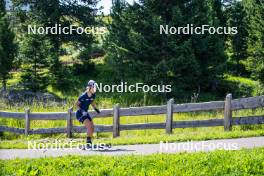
1;147;264;176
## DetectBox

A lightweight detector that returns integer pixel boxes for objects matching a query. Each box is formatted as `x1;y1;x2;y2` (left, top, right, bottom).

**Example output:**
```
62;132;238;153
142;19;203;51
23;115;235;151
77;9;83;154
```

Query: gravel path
0;137;263;160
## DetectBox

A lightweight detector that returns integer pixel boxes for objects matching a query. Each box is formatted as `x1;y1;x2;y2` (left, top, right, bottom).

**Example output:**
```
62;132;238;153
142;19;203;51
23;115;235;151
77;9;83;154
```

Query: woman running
76;80;100;147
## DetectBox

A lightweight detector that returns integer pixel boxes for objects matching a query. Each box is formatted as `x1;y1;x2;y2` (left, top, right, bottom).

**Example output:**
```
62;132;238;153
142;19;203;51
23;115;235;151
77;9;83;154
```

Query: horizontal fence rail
0;94;263;138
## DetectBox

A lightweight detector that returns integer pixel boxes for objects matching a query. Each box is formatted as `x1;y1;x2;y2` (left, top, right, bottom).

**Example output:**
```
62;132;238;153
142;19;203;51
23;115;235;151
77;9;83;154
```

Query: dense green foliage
227;0;264;84
11;0;99;91
227;0;249;76
1;147;264;175
103;0;263;100
19;34;52;92
242;0;264;84
0;0;263;103
0;0;17;90
105;0;227;99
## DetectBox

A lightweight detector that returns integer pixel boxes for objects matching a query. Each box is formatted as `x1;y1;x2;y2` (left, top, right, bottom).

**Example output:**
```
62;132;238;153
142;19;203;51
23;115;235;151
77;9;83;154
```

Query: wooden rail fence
0;94;264;138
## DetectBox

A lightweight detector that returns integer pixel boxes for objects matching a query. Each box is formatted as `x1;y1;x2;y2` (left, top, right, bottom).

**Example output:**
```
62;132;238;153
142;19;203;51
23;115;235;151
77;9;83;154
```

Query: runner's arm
76;100;81;110
91;101;100;113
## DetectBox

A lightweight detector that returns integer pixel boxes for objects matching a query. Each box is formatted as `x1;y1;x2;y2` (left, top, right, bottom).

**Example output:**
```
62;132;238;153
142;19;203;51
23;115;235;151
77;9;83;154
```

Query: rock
0;89;59;103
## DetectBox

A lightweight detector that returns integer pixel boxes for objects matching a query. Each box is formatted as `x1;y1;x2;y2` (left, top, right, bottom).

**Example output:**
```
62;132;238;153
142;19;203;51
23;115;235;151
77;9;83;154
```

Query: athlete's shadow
95;148;135;152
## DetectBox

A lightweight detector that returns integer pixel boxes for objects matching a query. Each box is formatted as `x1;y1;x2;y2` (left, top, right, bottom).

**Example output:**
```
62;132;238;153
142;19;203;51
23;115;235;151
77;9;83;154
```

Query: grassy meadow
1;147;264;176
0;104;263;148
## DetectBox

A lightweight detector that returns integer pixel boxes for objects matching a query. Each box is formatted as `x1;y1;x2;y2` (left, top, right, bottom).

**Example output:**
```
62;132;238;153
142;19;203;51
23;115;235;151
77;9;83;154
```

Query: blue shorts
76;110;92;123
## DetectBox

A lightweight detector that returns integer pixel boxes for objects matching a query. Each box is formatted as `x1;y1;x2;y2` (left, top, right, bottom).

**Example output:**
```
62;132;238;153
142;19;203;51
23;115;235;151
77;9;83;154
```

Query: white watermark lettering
159;141;239;153
160;24;238;35
28;24;107;35
28;140;111;150
95;82;172;93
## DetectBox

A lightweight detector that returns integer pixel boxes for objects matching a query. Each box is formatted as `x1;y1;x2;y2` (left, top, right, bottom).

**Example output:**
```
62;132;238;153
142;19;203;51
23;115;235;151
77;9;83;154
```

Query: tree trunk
2;77;7;91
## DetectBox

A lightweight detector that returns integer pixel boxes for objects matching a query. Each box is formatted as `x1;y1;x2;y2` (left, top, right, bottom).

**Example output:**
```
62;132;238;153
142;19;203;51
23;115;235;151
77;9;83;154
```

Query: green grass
1;108;263;149
1;126;264;149
1;147;264;176
0;71;20;89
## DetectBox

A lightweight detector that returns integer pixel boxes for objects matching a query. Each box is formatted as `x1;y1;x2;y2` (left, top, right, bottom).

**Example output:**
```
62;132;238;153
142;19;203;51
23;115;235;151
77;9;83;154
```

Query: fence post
166;98;174;134
224;94;232;131
113;104;120;138
67;107;73;138
25;108;30;136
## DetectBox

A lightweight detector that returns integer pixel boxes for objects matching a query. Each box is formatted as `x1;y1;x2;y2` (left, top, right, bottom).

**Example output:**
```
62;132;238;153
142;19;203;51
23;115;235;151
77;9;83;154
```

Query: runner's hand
94;108;100;114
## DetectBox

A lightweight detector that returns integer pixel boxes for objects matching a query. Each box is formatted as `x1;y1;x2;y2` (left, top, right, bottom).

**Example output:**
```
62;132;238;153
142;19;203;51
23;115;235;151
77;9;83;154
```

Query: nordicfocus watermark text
160;24;238;35
28;140;111;150
28;24;107;35
95;82;172;93
159;141;239;153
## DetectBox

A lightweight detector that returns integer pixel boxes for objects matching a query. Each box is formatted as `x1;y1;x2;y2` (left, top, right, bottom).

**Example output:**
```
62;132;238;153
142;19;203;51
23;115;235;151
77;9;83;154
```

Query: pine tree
12;0;99;89
105;0;227;98
20;33;51;92
0;0;17;91
0;0;4;16
228;1;249;76
243;0;264;84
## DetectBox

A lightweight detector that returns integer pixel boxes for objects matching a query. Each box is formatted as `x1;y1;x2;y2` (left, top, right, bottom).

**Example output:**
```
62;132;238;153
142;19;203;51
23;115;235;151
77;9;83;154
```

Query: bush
72;61;95;75
216;75;262;98
51;66;78;94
